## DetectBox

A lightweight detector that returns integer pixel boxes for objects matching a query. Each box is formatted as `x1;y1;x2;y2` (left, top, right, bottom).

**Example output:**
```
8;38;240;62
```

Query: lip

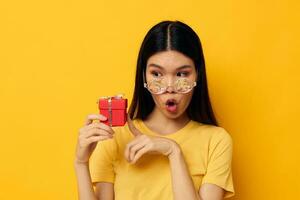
165;98;178;105
165;98;178;113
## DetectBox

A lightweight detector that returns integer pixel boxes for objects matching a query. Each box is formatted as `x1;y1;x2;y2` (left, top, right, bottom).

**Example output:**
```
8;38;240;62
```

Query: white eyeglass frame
142;70;197;94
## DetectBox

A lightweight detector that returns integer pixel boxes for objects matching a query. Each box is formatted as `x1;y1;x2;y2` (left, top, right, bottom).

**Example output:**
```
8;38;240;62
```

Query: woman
74;20;235;200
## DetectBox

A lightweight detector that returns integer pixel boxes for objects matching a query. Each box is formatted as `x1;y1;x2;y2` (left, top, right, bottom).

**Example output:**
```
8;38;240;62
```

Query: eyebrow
147;63;192;70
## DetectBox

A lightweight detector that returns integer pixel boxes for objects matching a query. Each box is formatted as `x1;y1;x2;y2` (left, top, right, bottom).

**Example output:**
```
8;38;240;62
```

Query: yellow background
0;0;299;199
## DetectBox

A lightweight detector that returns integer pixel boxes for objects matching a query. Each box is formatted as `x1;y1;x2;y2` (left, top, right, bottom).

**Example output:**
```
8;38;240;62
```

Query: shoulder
205;126;233;156
213;127;233;147
209;126;232;145
190;121;233;147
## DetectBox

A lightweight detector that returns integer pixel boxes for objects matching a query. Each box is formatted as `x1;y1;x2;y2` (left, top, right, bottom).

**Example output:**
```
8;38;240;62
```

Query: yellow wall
0;0;299;199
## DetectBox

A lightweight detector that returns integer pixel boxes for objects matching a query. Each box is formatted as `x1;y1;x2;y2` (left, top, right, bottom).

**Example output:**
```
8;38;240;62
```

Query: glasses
143;74;197;94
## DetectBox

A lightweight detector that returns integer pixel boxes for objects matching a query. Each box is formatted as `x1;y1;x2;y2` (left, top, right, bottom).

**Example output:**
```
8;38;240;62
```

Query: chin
162;109;185;119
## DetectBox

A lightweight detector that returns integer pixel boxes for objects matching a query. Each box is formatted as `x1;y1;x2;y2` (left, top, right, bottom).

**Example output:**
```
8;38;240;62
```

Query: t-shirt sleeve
201;127;235;198
88;133;117;186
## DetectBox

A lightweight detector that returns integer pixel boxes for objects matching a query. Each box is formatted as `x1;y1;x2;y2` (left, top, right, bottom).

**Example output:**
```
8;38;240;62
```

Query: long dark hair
128;20;218;126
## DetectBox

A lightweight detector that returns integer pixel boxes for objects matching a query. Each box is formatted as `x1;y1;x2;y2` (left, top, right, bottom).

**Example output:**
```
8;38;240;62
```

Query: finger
131;145;150;164
86;135;112;144
85;114;107;125
127;114;142;137
129;141;147;162
86;122;114;135
80;135;112;147
84;128;113;139
124;137;144;162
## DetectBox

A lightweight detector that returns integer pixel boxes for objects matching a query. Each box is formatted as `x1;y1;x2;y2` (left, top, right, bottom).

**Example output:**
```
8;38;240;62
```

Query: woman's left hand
124;115;180;164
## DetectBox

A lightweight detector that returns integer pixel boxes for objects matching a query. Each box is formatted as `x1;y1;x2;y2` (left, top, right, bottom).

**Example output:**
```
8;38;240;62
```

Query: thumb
127;114;142;137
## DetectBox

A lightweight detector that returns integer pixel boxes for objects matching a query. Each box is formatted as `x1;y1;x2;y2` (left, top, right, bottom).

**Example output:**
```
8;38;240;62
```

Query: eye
150;71;162;77
176;71;189;77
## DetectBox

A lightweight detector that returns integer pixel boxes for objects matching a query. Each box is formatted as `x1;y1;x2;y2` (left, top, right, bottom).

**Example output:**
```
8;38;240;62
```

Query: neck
143;106;190;135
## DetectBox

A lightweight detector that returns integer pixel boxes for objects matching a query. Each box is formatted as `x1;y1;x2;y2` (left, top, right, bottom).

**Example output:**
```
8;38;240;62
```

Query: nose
166;85;175;93
165;78;175;93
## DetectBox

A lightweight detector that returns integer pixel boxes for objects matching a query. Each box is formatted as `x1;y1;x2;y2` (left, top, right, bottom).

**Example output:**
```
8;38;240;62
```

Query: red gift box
97;94;127;126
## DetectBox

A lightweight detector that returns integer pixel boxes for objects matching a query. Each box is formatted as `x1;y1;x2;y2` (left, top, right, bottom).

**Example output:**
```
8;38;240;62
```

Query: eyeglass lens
147;78;195;94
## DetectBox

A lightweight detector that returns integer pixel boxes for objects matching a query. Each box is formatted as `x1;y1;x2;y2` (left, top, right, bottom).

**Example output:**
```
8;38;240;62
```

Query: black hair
128;20;218;126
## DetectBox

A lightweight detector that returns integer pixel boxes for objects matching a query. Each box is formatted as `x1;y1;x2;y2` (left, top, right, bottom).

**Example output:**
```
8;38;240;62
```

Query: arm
74;161;115;200
74;161;98;200
94;182;114;200
124;116;229;199
74;114;116;200
168;146;200;200
168;145;225;200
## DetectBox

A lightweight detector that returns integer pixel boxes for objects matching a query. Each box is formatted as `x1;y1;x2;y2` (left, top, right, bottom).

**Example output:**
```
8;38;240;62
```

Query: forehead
146;50;195;71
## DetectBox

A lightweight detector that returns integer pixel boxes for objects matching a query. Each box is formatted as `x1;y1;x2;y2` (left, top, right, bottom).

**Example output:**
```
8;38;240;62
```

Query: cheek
151;95;163;106
180;93;194;108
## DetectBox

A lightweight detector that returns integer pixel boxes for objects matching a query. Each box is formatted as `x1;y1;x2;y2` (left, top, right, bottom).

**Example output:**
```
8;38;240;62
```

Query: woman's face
145;50;197;119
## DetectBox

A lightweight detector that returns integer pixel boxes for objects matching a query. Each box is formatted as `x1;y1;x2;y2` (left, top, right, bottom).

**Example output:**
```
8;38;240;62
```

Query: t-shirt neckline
135;118;194;138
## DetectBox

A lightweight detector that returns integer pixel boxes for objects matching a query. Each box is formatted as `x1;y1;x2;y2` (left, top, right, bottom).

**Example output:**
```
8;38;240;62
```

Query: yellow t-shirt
89;118;235;199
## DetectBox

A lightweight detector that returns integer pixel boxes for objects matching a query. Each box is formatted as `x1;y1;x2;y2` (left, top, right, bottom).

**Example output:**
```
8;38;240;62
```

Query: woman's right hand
74;114;115;164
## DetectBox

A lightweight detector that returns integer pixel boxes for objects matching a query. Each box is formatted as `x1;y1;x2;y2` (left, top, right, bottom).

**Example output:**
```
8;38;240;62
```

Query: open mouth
165;99;178;112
